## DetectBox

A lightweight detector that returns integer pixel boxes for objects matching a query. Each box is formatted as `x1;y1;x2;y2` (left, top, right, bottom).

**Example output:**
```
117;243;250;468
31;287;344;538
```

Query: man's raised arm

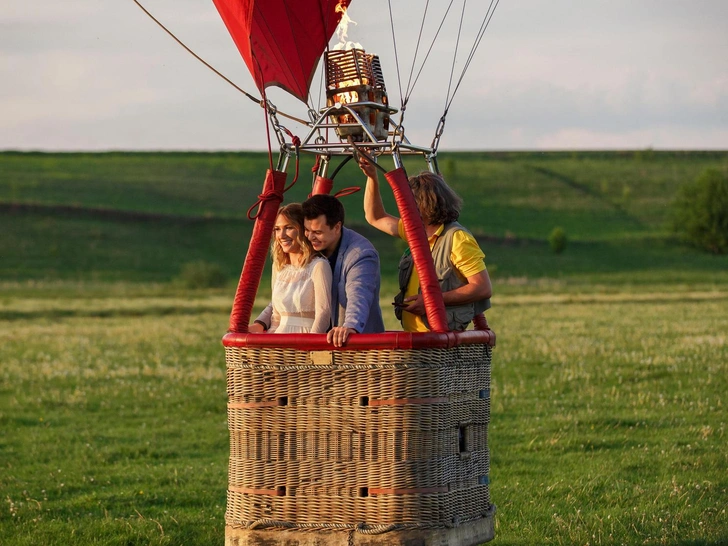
360;159;400;237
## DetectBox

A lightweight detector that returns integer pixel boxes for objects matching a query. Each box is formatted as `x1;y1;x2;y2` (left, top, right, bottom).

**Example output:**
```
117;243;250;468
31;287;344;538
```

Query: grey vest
395;222;491;331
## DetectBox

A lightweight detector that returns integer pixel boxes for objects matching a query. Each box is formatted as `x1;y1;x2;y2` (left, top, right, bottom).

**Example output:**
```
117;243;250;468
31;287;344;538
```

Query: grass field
1;151;727;545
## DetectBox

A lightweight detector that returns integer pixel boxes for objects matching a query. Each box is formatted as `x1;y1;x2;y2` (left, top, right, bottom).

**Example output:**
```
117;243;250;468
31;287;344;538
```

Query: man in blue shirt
302;194;385;346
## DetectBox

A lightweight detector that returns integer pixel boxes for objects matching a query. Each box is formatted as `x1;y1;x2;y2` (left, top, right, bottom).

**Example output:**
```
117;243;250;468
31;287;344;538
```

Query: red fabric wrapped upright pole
229;169;288;333
384;168;449;333
310;175;333;196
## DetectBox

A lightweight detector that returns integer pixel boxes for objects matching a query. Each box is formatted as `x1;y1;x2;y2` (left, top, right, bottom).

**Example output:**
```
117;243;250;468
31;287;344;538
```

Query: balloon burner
325;49;390;142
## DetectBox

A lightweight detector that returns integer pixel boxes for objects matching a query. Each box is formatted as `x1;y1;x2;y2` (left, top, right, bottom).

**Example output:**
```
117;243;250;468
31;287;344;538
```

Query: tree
548;227;567;254
671;168;728;254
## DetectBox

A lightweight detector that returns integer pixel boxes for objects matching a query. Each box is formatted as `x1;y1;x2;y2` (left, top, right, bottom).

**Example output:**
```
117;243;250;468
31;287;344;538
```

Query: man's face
304;214;341;257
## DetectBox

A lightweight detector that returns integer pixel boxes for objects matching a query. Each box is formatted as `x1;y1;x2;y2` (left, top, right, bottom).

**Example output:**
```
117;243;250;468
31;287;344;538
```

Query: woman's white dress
267;257;332;333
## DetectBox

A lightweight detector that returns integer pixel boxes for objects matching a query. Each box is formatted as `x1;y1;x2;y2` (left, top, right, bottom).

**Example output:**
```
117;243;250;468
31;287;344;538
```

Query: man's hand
358;157;378;179
327;326;357;347
400;294;426;316
248;322;265;333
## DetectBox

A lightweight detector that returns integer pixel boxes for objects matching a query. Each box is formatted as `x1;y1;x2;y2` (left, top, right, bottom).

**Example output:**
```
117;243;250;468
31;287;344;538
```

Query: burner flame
334;2;362;51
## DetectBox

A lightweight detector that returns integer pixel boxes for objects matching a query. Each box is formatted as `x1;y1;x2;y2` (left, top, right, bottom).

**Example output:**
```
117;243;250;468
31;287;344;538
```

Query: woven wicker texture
225;343;492;529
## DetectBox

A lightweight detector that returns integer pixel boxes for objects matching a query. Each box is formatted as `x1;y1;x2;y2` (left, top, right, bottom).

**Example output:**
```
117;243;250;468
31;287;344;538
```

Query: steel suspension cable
387;0;404;109
388;0;498;146
445;0;501;111
404;0;430;101
311;0;331;111
443;0;468;113
403;0;457;105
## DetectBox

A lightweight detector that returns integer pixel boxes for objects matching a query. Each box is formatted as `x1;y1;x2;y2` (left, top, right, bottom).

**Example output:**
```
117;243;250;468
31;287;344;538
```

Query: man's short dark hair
302;194;345;228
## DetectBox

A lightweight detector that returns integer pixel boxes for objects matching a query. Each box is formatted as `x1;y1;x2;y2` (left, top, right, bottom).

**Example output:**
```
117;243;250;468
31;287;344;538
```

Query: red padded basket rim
222;329;495;351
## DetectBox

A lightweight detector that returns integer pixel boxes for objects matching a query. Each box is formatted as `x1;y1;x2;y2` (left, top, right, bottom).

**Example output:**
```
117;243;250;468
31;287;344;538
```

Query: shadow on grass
524;164;645;229
669;539;728;546
0;305;229;321
486;236;728;280
486;537;728;546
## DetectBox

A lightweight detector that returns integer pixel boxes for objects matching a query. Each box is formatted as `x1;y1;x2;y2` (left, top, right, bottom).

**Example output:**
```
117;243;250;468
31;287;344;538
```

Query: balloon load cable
131;0;309;127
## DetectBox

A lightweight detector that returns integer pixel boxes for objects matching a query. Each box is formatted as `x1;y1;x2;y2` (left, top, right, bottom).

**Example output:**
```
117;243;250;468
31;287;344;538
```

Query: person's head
302;194;345;257
271;203;314;269
408;171;462;225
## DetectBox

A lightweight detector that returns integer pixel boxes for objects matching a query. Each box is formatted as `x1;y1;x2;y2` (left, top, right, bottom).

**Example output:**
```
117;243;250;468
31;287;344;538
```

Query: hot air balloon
135;1;500;544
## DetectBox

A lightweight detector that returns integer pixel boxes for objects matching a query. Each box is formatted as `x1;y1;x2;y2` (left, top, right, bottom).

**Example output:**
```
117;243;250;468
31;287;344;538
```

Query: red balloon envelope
212;0;352;103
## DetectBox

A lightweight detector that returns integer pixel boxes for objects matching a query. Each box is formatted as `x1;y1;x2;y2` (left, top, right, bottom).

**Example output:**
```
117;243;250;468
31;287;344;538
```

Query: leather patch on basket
229;486;286;496
369;486;449;495
227;400;283;408
309;350;333;365
369;397;449;406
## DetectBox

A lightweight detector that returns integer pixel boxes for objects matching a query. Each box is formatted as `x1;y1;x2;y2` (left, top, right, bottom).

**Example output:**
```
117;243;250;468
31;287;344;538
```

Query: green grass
3;150;728;286
1;289;726;545
3;150;727;236
489;293;728;545
0;209;252;283
4;207;728;294
1;306;229;546
1;150;728;544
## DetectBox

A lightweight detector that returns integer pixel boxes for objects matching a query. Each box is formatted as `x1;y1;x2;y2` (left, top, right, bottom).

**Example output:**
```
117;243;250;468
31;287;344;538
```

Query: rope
131;0;259;104
246;124;300;220
333;186;361;198
246;186;285;221
261;88;275;172
131;0;310;127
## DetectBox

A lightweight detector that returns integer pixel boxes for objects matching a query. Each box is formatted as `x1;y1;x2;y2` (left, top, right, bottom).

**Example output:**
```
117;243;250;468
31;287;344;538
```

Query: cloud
1;0;727;150
535;127;728;150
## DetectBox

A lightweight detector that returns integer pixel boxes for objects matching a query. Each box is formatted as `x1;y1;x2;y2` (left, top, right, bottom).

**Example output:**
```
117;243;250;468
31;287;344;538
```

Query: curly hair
408;171;462;225
271;204;315;271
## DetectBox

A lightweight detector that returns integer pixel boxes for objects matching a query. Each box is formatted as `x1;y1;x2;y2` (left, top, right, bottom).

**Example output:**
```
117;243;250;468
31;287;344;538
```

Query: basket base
225;514;495;546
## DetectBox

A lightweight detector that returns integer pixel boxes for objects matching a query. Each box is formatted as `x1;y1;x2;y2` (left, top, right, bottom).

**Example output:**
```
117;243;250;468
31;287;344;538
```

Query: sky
1;0;727;152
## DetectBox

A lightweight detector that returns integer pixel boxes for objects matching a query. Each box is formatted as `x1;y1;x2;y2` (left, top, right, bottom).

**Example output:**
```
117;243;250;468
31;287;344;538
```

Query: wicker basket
223;331;495;545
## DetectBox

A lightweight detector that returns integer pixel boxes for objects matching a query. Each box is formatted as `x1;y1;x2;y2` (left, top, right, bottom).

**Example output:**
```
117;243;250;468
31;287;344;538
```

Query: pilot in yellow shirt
397;221;486;332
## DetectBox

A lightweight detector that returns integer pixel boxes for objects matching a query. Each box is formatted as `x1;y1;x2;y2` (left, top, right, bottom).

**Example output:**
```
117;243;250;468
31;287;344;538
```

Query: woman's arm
310;259;333;333
250;267;277;332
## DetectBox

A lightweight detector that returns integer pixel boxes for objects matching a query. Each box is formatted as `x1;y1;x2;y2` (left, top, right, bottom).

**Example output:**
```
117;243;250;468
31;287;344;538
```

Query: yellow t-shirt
397;222;486;332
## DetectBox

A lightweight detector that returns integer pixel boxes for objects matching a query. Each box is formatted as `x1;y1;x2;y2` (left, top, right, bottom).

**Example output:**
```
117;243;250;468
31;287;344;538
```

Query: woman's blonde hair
271;203;315;270
408;171;462;225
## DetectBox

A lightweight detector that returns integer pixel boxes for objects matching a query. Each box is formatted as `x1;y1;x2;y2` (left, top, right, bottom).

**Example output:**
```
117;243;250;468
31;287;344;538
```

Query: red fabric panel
212;0;351;102
384;168;449;332
222;329;496;350
310;175;333;196
228;169;288;333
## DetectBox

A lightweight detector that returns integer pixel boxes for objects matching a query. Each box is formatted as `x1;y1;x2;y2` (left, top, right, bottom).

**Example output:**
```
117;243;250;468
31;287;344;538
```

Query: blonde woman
250;204;332;333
